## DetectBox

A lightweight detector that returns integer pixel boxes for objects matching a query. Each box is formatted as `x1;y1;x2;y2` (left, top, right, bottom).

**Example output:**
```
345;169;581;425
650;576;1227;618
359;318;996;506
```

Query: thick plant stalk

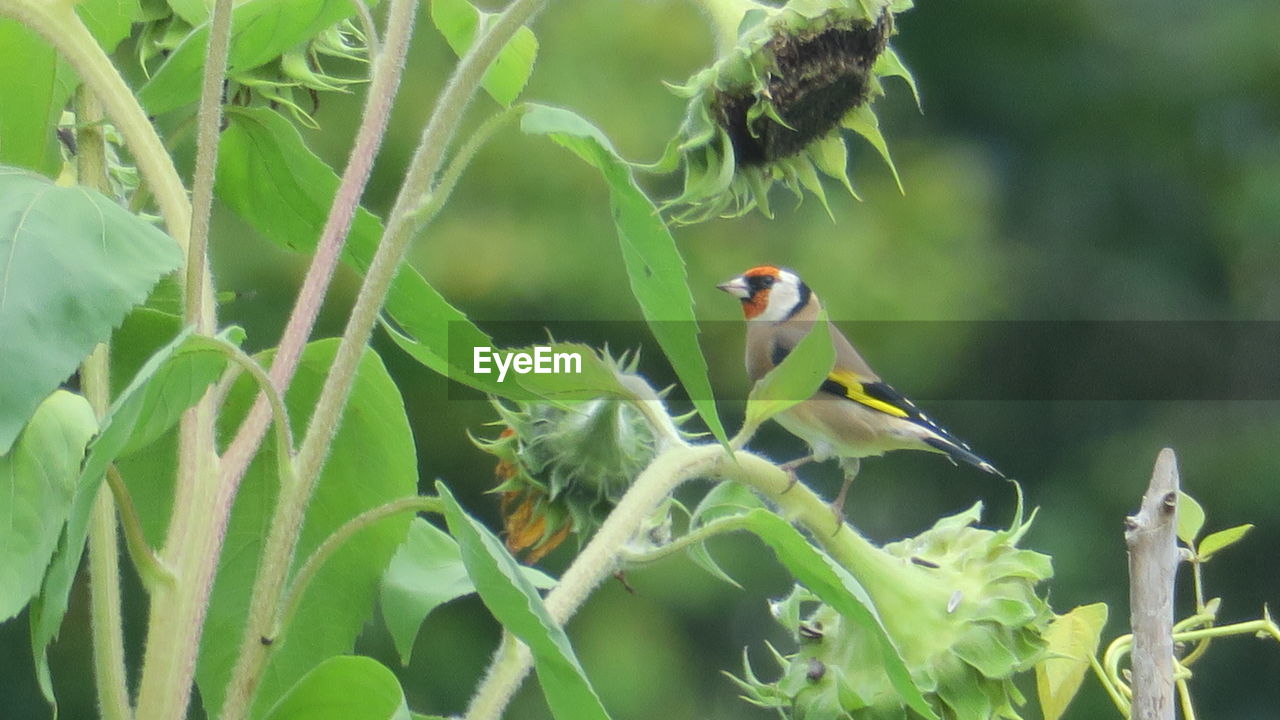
1125;448;1180;720
132;0;234;716
77;87;133;720
87;490;132;720
85;344;132;720
184;0;234;334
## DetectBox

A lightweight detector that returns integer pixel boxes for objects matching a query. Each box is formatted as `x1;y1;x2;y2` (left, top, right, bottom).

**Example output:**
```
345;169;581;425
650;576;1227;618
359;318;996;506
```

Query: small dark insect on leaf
260;636;274;646
806;657;826;682
612;570;636;594
910;556;940;568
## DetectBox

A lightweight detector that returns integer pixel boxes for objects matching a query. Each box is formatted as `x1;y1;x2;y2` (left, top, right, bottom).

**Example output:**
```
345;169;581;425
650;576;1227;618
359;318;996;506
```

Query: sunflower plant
1;2;1275;720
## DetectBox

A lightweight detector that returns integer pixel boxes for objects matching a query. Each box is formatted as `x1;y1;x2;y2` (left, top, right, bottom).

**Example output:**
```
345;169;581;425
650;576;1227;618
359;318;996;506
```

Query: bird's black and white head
717;266;813;322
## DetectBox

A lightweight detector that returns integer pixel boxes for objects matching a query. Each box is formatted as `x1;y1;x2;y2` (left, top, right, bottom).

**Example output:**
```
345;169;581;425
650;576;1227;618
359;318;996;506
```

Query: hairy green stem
133;0;237;713
214;339;297;472
619;513;751;566
268;496;444;643
84;349;132;720
87;489;132;720
417;104;524;224
185;0;234;334
135;401;220;720
219;1;552;717
77;86;133;720
216;0;416;507
105;466;174;591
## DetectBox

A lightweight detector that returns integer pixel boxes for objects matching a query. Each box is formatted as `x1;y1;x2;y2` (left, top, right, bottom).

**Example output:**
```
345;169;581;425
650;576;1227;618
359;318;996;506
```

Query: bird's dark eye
746;273;777;293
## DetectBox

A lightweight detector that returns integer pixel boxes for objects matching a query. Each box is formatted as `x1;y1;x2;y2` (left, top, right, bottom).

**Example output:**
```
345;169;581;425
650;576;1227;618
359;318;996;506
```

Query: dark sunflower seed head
716;11;892;166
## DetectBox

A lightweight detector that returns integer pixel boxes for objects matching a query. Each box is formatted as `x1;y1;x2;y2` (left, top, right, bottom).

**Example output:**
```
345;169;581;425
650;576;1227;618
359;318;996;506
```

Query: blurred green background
4;0;1280;717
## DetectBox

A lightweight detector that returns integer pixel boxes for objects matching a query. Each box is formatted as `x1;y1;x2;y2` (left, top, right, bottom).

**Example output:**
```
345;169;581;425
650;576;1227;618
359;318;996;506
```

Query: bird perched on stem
718;265;1003;515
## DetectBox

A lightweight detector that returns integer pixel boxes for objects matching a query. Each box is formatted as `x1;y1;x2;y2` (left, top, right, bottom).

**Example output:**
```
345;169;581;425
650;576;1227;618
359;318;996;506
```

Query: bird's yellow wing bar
823;369;910;418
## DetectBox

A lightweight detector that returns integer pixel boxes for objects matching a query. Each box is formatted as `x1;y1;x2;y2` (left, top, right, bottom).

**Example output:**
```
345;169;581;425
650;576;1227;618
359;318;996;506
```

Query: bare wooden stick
1126;447;1181;720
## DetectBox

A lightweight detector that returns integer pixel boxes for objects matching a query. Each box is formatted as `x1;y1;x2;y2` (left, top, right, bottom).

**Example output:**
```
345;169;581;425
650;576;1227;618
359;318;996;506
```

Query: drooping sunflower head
136;10;369;127
730;502;1054;719
472;354;661;563
663;0;918;223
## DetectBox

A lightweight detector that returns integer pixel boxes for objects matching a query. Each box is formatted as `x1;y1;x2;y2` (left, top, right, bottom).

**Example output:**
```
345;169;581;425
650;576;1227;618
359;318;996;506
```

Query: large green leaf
195;340;417;718
0;391;96;622
29;325;240;707
430;0;538;107
735;509;937;720
0;166;182;454
0;1;138;175
380;517;555;665
139;0;374;115
438;483;611;720
519;104;727;444
0;24;64;175
742;309;835;431
77;0;140;53
263;656;410;720
1035;603;1108;720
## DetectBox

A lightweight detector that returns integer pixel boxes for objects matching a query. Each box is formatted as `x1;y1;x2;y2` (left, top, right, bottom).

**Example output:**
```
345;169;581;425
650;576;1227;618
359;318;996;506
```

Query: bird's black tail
923;436;1005;478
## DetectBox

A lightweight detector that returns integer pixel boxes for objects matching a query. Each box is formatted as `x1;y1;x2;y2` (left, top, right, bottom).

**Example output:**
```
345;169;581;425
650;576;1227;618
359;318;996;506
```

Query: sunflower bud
664;0;918;223
733;503;1053;719
472;357;660;562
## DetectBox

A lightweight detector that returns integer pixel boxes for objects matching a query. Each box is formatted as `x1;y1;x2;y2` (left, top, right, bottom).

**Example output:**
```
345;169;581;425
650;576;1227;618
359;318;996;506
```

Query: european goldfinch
718;265;1003;509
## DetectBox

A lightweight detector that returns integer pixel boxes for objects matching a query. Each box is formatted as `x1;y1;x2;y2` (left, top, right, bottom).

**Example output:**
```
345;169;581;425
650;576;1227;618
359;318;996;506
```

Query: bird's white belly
774;400;928;462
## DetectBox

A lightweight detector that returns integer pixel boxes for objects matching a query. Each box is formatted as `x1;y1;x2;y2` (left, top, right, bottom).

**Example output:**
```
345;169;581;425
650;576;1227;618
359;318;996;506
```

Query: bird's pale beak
717;276;750;299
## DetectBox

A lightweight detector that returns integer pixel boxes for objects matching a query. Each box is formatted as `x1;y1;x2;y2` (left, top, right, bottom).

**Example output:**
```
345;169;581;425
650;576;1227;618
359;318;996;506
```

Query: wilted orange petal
509;505;548;552
525;522;573;564
503;496;536;552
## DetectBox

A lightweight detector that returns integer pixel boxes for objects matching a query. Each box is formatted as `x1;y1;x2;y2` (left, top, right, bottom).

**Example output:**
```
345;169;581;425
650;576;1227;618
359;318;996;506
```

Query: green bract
733;503;1053;719
663;0;918;223
137;9;369;126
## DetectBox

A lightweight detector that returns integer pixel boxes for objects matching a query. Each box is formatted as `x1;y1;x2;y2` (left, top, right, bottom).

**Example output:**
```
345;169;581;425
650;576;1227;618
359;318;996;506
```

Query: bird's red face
717;266;808;321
